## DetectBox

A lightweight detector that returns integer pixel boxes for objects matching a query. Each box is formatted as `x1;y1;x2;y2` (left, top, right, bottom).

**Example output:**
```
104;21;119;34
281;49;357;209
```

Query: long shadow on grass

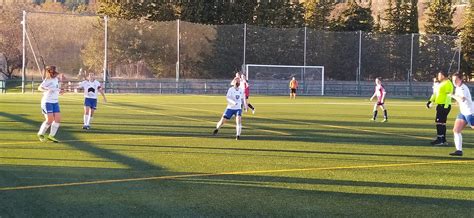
252;116;436;130
107;102;164;112
189;173;474;192
0;112;163;172
1;164;473;217
97;143;474;161
80;123;466;148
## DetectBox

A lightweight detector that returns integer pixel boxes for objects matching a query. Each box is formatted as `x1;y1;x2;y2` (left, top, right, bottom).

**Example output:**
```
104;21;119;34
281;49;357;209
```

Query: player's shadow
0;112;163;172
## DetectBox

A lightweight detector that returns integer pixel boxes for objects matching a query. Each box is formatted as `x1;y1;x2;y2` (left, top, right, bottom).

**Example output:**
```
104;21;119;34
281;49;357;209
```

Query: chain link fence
10;11;462;96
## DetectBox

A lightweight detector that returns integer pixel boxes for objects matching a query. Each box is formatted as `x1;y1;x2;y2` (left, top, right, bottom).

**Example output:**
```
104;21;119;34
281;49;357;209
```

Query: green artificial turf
0;94;472;217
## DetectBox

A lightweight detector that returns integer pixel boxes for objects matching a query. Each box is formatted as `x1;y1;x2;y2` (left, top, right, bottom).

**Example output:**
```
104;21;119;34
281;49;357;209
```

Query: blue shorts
84;98;98;110
456;113;474;127
42;102;60;114
223;109;242;119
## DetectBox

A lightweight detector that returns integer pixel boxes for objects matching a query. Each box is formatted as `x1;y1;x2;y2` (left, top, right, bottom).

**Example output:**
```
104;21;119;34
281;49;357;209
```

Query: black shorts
436;104;451;123
291;88;297;94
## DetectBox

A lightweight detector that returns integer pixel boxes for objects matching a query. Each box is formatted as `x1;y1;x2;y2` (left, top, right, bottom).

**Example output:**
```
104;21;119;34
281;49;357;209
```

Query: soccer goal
244;64;325;96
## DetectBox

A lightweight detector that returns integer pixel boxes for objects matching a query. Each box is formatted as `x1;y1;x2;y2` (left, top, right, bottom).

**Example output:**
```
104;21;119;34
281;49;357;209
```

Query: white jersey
432;82;440;95
40;78;60;104
79;80;101;99
226;87;244;110
454;84;474;116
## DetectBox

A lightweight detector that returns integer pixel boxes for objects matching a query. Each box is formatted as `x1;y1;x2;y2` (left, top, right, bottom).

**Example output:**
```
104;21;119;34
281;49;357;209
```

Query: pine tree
337;1;374;32
424;0;456;35
305;0;335;30
460;4;474;77
383;0;417;34
417;0;457;81
408;0;419;34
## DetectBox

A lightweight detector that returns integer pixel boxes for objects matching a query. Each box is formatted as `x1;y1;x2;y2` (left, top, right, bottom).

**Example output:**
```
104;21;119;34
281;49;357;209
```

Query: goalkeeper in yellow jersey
427;71;454;146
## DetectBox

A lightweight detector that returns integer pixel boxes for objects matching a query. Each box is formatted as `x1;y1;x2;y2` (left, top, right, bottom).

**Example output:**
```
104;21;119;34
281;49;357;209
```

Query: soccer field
0;94;473;217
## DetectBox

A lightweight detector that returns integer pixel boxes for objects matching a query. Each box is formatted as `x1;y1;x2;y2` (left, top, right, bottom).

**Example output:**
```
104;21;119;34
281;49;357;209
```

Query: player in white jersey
450;73;472;156
77;72;107;130
37;66;65;143
213;77;248;140
369;77;388;122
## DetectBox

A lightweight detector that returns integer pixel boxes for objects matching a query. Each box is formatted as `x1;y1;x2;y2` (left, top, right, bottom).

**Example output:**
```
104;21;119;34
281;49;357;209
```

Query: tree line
0;0;472;81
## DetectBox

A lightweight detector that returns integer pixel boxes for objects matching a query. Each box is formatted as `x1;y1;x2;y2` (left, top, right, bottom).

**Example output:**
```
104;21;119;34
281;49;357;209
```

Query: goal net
244;64;325;96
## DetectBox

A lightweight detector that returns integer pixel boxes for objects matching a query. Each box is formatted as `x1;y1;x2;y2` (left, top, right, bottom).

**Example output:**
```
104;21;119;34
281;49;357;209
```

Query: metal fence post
21;11;26;94
243;23;247;77
176;19;180;83
103;15;108;93
409;33;414;96
357;30;362;96
303;26;307;94
458;43;462;73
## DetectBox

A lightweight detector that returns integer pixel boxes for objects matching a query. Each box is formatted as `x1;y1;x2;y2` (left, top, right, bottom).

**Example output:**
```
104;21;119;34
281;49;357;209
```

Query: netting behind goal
245;64;324;96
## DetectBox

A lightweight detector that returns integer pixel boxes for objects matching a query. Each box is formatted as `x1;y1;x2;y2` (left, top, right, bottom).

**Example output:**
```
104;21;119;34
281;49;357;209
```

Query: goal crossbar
244;64;325;96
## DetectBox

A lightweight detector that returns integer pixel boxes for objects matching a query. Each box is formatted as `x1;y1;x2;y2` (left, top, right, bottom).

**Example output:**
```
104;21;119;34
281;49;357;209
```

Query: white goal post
244;64;325;96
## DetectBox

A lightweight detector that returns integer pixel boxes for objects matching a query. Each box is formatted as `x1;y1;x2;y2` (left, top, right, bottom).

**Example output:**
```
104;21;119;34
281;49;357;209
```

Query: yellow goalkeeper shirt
430;79;453;107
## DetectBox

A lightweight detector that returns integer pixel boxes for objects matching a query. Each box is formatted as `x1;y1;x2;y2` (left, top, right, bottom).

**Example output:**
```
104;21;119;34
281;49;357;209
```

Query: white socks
84;114;93;126
454;132;462;151
236;123;242;136
38;121;51;135
50;122;60;137
39;121;60;136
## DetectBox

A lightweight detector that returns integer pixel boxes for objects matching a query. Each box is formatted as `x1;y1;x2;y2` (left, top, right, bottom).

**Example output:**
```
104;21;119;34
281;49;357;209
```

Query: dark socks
373;111;378;119
440;125;446;142
383;110;388;119
248;103;255;110
436;124;446;141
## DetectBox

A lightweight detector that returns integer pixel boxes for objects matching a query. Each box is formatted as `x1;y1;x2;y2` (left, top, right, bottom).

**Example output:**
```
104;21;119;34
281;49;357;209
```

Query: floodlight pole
21;11;27;93
103;16;108;93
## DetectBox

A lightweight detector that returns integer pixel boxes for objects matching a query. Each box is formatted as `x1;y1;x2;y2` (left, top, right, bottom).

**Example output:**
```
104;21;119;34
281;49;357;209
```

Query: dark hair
45;65;58;79
439;71;448;77
376;77;382;81
452;72;463;81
